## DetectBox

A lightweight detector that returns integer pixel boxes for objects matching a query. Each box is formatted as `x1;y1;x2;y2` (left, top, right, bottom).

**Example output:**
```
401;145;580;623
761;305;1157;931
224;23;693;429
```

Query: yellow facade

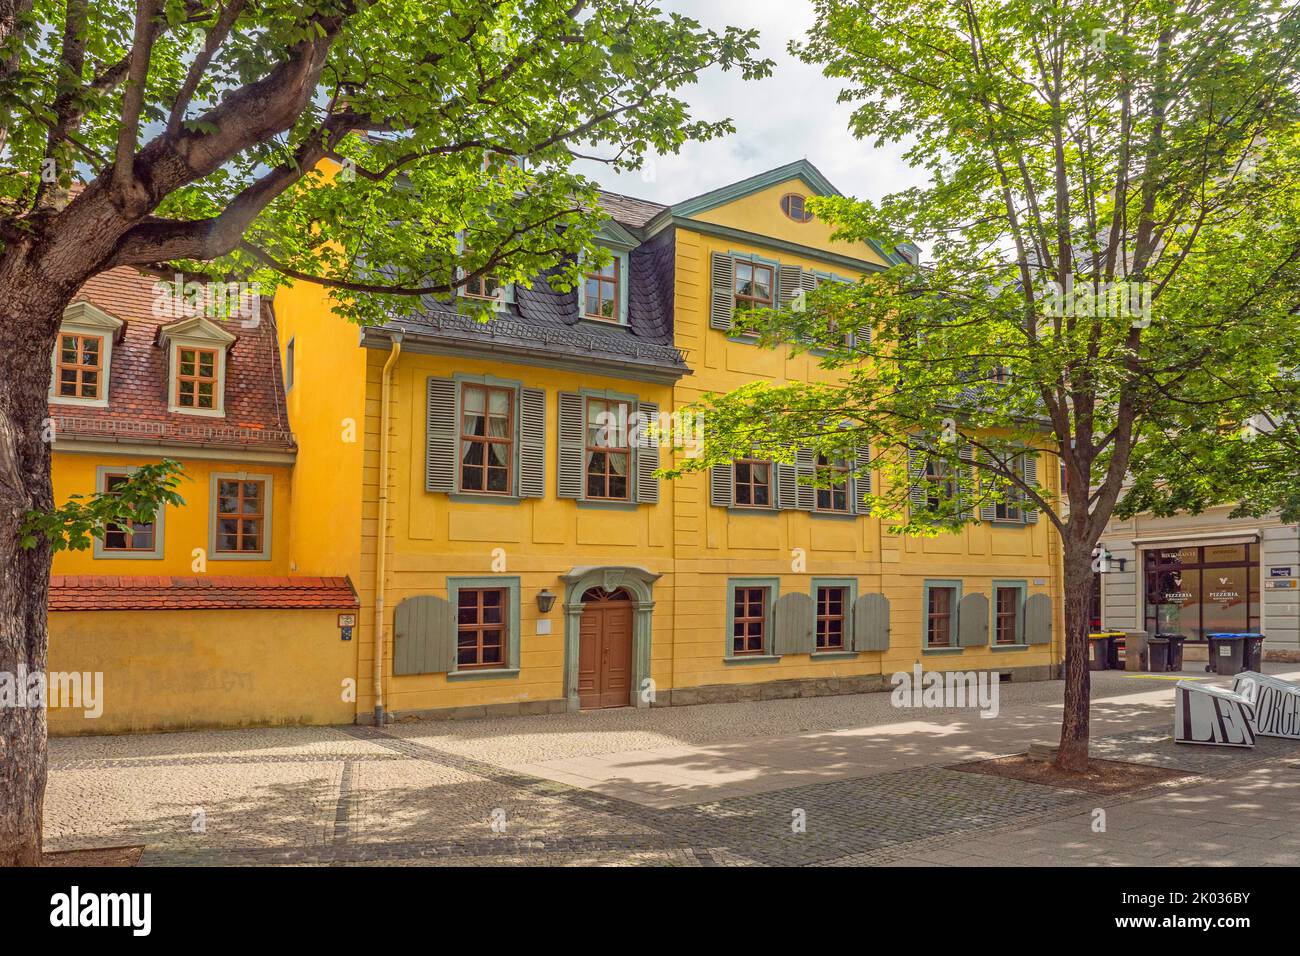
281;160;1065;722
47;160;1064;732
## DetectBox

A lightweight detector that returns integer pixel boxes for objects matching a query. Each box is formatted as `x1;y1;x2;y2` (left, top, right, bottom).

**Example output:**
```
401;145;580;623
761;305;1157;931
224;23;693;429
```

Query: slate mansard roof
366;191;688;383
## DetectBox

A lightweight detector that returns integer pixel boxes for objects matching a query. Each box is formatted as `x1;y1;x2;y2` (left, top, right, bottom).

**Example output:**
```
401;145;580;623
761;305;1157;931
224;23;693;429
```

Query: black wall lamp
536;589;557;613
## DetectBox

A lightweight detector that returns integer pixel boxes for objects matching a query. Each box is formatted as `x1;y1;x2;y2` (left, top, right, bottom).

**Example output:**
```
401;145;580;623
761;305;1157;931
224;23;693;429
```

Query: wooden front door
577;589;634;710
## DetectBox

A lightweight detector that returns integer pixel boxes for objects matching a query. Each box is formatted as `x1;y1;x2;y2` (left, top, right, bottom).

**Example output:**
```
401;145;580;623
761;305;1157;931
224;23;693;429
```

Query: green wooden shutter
519;387;545;498
777;458;797;510
907;447;925;511
957;443;975;520
710;464;733;507
958;592;990;647
853;444;872;514
795;448;816;511
635;400;660;504
778;264;803;307
426;377;457;493
393;595;456;675
852;593;890;651
1025;593;1053;644
1022;450;1039;523
557;391;583;499
979;449;998;522
709;252;735;330
773;592;815;656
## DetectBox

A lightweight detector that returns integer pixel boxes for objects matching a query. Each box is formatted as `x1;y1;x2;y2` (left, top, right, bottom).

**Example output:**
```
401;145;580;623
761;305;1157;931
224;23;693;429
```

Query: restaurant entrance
1143;542;1260;639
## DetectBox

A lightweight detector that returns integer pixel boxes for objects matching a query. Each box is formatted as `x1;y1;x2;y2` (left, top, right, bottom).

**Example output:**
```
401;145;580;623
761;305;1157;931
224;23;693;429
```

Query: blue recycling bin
1205;633;1264;676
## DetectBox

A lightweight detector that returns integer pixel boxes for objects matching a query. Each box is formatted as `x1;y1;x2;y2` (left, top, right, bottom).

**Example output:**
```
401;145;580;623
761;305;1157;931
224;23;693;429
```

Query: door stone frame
560;566;660;711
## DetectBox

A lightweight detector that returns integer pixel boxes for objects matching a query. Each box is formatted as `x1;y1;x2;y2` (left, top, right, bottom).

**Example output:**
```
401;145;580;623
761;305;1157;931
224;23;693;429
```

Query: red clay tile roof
49;576;358;611
51;267;295;453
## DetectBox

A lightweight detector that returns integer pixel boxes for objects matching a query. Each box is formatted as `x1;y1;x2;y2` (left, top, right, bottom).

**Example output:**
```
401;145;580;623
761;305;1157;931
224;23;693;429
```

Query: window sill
447;667;521;682
449;493;523;505
991;643;1030;652
811;650;858;660
577;317;630;333
922;646;965;655
724;654;781;665
727;506;780;515
810;510;857;521
576;499;639;512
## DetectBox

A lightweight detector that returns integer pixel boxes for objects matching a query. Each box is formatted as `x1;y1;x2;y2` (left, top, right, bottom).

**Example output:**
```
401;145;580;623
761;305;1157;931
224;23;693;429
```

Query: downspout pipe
373;332;402;726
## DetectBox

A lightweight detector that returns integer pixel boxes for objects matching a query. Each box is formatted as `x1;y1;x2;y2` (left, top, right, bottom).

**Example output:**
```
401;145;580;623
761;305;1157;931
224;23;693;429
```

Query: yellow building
46;267;359;734
46;160;1063;733
275;160;1064;724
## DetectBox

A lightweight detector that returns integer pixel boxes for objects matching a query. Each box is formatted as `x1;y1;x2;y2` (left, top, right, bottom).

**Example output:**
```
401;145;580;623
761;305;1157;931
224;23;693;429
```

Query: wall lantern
536;589;557;614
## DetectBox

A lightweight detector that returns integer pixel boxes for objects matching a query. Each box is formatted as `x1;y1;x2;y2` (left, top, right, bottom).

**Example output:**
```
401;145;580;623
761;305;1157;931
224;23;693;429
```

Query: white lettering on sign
1173;681;1256;748
1232;672;1300;739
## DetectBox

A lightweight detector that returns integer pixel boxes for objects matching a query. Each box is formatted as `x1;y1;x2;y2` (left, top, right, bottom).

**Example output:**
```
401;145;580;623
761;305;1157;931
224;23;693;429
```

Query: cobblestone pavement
43;669;1300;866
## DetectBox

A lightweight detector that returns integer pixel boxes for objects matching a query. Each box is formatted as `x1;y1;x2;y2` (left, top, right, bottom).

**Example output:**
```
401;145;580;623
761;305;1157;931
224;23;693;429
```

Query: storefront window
1143;543;1260;639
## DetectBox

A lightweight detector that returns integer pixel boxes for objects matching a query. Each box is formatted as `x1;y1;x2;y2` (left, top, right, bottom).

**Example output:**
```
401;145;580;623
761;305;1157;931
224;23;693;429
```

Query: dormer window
583;257;622;322
57;334;102;399
463;273;503;301
159;315;236;417
49;301;124;409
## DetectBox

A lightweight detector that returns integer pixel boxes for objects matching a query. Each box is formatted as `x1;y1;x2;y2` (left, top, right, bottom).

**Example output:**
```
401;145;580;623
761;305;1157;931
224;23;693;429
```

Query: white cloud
575;0;928;206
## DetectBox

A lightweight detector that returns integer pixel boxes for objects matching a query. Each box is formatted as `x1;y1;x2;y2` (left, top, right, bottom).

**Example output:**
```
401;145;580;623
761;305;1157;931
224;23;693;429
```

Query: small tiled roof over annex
366;189;686;382
52;267;295;454
49;575;359;611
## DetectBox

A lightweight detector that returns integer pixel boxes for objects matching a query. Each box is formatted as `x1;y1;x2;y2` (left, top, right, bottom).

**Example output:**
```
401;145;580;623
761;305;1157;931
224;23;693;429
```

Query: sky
575;0;929;207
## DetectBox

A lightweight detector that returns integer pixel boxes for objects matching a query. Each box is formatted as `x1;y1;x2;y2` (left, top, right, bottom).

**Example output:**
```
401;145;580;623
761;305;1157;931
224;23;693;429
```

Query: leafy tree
0;0;769;864
667;0;1300;771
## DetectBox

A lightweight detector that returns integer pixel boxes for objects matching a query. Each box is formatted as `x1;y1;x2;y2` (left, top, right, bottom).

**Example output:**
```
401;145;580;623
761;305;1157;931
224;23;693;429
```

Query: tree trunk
1055;538;1095;772
0;260;69;866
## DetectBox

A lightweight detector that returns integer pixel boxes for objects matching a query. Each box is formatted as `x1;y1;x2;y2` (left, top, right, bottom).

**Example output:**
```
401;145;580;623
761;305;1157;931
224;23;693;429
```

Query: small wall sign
1264;579;1298;590
338;613;357;627
1270;567;1293;577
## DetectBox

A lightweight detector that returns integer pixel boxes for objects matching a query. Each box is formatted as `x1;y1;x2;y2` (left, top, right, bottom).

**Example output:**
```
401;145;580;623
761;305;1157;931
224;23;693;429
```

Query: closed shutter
426;377;457;493
795;447;816;511
393;595;456;675
778;264;803;307
710;252;735;331
519;387;546;498
979;448;997;522
557;391;583;499
957;443;975;520
907;446;925;511
773;592;815;656
777;459;797;511
800;272;819;293
1024;593;1052;644
852;593;890;651
853;444;872;514
1023;450;1039;523
710;464;733;508
958;592;990;647
635;400;660;503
